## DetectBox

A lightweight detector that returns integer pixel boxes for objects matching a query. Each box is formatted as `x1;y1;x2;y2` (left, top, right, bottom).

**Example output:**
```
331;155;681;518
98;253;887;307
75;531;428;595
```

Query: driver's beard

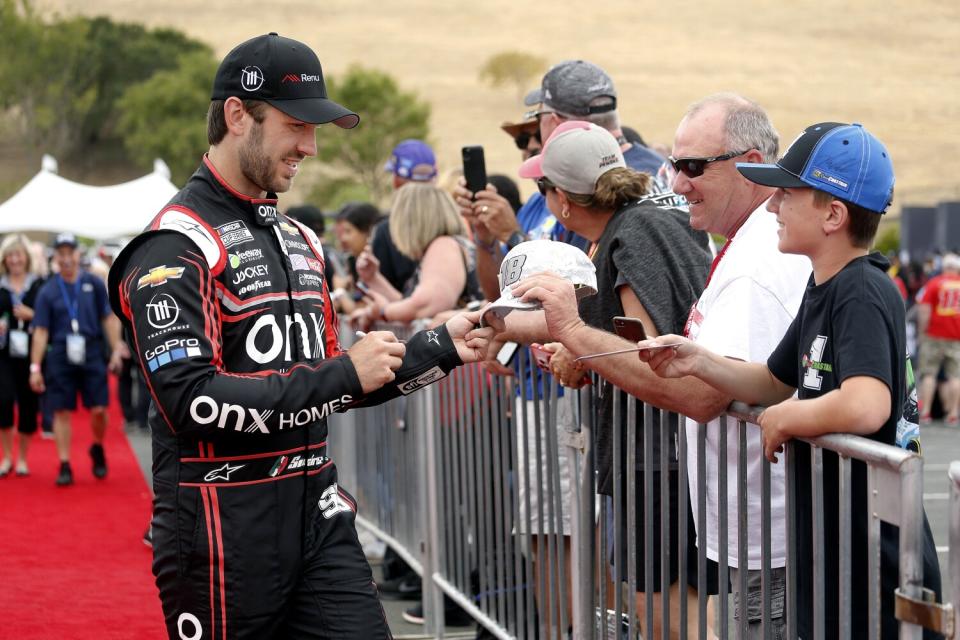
239;121;285;194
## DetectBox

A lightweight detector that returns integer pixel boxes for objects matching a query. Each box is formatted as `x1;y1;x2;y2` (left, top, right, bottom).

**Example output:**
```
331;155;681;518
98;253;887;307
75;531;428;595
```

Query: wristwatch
29;362;41;374
505;231;527;250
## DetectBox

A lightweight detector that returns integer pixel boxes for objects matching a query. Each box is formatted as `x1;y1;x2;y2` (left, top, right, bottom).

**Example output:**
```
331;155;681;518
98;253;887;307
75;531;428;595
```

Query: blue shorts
46;346;109;412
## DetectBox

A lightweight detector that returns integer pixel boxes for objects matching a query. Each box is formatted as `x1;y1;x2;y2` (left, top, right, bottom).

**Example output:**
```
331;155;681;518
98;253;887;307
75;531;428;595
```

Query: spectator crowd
3;43;955;639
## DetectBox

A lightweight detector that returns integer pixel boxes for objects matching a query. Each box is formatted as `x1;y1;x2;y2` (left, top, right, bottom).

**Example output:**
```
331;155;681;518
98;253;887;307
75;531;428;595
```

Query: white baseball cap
518;120;625;195
482;239;597;326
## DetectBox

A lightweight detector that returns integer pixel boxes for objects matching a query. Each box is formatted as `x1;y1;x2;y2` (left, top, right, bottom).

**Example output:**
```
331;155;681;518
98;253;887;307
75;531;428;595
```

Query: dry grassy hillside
31;0;960;216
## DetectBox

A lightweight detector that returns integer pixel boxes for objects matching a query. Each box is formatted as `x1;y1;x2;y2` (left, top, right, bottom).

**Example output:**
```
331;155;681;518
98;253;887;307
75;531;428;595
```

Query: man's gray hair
558;96;620;132
686;93;779;163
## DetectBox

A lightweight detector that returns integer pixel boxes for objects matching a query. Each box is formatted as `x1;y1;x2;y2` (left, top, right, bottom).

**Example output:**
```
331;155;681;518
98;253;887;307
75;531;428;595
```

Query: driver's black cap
212;33;359;129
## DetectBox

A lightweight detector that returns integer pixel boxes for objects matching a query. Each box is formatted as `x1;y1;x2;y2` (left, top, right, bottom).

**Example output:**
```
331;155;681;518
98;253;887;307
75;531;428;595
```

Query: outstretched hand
508;273;585;343
547;343;590;388
445;310;495;364
636;334;698;378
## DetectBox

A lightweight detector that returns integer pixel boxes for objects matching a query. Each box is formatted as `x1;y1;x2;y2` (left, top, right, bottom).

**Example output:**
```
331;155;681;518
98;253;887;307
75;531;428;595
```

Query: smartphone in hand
496;341;519;367
530;343;553;370
612;316;647;342
462;145;487;199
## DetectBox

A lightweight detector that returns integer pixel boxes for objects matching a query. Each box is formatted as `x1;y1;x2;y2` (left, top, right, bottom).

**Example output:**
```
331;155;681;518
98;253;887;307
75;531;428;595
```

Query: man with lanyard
30;232;122;486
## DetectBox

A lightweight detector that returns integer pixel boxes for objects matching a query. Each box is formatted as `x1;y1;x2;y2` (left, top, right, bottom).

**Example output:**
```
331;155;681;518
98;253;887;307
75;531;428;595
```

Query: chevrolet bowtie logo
137;265;185;290
203;463;245;482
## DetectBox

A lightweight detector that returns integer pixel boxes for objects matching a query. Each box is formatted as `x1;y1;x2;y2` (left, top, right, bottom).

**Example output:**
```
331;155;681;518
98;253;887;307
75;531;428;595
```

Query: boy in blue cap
638;123;942;637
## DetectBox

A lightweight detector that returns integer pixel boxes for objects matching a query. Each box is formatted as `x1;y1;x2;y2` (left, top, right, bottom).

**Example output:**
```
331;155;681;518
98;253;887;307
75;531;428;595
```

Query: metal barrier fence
328;327;953;638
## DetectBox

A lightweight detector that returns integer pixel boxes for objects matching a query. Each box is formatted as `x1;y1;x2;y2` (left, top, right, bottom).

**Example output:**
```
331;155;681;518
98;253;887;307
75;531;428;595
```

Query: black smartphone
462;145;487;198
612;316;647;342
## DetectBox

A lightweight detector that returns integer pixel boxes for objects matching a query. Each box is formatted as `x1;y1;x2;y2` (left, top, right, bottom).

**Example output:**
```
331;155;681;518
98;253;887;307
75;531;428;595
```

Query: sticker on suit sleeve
397;366;446;395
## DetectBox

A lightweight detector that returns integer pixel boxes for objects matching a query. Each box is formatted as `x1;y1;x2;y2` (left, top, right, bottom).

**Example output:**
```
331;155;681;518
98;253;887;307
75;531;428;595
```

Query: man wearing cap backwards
510;94;809;637
30;232;123;486
106;33;492;640
636;121;943;638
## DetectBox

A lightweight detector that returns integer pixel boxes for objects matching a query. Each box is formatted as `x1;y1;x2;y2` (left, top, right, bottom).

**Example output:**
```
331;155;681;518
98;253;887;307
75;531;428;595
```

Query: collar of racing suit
201;154;280;228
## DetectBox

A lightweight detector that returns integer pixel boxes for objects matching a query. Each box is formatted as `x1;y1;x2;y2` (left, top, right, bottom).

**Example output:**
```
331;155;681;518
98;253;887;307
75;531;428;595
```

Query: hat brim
267;97;360;129
524;88;544;107
500;120;539;137
480;296;542;327
736;162;808;189
518;153;545;180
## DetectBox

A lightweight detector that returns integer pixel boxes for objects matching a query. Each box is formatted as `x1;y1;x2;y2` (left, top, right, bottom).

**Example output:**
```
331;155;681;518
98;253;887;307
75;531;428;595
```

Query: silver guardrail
329;321;952;638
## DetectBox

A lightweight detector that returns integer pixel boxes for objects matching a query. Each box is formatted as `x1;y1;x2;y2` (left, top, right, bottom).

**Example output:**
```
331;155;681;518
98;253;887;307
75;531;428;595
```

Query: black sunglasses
668;150;751;179
514;130;542;150
536;177;556;196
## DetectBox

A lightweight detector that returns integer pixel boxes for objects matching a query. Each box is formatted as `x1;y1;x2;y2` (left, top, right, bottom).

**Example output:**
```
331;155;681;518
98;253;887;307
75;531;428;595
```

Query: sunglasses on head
514;130;542;150
668;150;751;179
536;176;556;196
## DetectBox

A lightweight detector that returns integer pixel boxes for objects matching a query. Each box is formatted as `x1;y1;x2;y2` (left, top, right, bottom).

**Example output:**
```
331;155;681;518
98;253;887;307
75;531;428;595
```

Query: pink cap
518;120;625;195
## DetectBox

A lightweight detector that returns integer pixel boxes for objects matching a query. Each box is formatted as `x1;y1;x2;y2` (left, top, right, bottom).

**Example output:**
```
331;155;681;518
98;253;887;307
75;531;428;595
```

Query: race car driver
107;33;492;640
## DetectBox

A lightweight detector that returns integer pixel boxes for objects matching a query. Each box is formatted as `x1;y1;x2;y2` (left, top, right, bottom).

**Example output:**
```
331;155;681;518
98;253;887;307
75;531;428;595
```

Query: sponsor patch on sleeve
397;366;447;395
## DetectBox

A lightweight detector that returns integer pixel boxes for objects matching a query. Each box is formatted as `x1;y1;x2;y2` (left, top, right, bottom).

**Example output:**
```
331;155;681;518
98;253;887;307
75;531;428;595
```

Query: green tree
478;51;547;100
116;51;218;185
312;66;430;206
0;0;210;161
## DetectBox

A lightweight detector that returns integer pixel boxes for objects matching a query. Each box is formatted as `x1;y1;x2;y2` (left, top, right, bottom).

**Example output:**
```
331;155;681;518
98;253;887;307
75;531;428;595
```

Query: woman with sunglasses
515;120;715;638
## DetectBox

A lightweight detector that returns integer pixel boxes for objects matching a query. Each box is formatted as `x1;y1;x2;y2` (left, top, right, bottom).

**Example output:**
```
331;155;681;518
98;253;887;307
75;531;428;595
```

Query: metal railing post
570;386;596;640
420;377;444;637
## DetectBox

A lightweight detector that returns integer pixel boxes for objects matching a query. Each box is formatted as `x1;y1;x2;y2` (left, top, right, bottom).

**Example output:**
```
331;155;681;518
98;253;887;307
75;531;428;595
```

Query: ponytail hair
563;168;652;211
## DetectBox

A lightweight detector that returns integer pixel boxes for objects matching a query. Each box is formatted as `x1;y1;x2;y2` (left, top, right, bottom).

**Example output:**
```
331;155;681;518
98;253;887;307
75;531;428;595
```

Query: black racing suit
108;157;462;640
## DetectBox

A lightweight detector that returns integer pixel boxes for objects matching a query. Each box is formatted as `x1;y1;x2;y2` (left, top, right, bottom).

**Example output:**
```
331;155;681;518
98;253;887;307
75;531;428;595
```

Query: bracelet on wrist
474;236;499;255
29;363;41;373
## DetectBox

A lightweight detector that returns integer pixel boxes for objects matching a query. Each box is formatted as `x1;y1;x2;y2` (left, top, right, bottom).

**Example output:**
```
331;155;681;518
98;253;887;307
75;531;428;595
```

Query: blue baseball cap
736;122;894;214
383;139;437;182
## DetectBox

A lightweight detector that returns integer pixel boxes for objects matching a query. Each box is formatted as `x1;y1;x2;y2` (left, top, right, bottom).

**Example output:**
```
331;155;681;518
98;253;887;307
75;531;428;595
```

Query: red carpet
0;377;164;639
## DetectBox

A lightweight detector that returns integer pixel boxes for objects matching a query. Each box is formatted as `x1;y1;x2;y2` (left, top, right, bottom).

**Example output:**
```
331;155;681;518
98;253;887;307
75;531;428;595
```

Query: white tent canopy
0;155;178;240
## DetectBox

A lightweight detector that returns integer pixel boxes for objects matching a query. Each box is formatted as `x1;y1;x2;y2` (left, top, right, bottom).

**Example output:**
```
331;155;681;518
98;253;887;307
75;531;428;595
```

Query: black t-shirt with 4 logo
767;252;942;639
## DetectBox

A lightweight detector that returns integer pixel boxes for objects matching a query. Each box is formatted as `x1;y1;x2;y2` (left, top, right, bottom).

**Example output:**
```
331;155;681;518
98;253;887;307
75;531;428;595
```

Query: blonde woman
353;182;481;325
0;234;45;476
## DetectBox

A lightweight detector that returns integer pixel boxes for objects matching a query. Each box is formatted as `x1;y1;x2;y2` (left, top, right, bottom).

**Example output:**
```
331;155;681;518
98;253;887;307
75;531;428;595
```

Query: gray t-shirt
578;198;711;494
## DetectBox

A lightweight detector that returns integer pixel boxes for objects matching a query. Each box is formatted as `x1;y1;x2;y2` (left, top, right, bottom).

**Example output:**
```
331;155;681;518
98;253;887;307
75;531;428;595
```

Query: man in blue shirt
30;233;122;486
455;59;676;300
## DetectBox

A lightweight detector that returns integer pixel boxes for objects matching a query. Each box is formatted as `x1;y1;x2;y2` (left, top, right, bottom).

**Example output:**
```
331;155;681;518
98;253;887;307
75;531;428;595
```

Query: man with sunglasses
500;118;542;161
664;93;812;636
508;93;812;636
456;59;674;300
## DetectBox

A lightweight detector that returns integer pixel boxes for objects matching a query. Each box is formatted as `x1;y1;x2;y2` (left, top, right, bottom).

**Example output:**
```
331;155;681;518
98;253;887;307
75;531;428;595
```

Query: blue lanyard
56;274;82;333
